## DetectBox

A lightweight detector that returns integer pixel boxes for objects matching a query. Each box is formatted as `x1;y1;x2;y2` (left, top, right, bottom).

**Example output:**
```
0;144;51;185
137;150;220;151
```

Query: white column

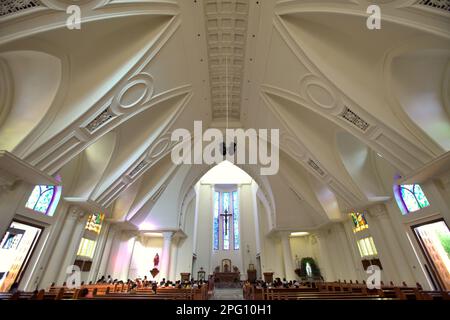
342;220;366;281
88;222;110;283
169;236;180;281
367;204;414;284
57;206;88;284
334;223;358;281
39;205;79;287
96;224;118;281
315;230;335;281
280;232;296;281
161;231;174;281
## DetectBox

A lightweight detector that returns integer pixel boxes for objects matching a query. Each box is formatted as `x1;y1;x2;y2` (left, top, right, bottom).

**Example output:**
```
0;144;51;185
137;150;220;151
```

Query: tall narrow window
77;238;97;259
233;191;240;250
356;237;378;258
213;189;240;251
213;192;220;250
222;192;230;250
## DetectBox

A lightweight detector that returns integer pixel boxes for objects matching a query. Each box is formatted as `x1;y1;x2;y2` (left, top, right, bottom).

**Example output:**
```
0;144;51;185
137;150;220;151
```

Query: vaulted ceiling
0;0;449;233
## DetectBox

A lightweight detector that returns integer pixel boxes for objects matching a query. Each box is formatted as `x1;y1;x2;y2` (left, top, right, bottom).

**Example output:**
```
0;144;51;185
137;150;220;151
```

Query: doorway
412;219;450;290
0;220;43;291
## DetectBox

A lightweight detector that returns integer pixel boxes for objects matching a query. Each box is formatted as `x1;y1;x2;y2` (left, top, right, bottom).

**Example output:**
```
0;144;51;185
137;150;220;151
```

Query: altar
213;259;240;284
214;272;240;283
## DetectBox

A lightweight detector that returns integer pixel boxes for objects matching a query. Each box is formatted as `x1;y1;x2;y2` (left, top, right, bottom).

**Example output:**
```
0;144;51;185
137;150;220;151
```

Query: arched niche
0;50;61;151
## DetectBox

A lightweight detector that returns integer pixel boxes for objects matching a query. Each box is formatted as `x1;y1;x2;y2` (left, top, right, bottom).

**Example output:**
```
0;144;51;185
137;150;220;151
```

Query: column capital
68;205;86;220
367;203;388;218
439;171;450;189
123;230;139;238
314;228;331;239
162;231;174;241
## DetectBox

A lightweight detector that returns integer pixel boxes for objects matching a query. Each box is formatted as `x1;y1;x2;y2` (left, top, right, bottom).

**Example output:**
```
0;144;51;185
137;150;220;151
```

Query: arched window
395;184;430;214
213;189;240;251
25;184;61;216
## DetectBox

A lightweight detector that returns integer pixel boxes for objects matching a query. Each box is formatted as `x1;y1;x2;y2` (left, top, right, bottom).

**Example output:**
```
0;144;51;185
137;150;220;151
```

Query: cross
220;209;233;235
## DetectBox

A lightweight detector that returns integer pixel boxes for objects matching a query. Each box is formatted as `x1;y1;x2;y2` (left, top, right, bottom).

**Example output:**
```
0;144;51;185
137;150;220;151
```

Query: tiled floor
210;288;244;300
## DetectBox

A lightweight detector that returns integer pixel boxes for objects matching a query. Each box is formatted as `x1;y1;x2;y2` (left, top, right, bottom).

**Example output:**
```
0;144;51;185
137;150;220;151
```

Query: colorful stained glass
25;185;58;215
350;212;369;233
398;184;430;214
223;193;230;250
85;213;104;234
213;192;220;250
214;190;240;251
233;191;240;250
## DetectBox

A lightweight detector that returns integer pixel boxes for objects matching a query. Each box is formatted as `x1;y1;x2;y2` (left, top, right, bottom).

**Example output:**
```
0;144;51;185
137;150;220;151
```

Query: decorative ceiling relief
0;0;41;17
23;16;182;175
281;132;307;160
417;0;450;12
300;74;340;111
145;132;179;162
127;160;148;179
110;72;154;115
95;130;182;207
204;0;249;120
307;159;326;177
85;108;116;133
339;107;370;132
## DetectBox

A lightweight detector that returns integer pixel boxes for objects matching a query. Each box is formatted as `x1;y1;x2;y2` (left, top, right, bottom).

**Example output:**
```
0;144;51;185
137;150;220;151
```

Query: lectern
247;269;257;283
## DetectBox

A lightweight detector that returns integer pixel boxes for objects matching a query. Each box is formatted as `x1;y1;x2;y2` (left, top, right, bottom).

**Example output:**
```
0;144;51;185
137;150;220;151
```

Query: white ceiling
0;0;449;233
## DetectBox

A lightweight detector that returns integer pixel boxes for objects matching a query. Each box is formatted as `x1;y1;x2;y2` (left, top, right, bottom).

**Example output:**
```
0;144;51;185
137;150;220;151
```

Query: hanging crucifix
220;209;233;235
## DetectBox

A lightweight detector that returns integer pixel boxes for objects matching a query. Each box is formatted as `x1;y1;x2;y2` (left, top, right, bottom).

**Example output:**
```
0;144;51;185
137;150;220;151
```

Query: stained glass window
77;238;97;259
213;192;220;250
25;185;60;216
233;191;240;250
396;184;430;214
213;190;240;251
85;213;104;234
223;192;230;250
350;212;369;233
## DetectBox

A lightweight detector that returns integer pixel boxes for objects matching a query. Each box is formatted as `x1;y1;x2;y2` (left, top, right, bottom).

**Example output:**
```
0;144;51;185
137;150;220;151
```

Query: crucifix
220;209;233;235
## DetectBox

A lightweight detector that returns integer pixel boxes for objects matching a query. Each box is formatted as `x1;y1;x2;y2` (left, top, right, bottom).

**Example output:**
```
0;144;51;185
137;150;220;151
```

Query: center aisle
210;288;244;300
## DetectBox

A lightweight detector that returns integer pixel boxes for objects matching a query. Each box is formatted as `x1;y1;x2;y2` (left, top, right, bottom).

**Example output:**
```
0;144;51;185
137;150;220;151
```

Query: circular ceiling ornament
110;73;154;115
146;133;176;161
281;132;306;160
300;74;339;110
